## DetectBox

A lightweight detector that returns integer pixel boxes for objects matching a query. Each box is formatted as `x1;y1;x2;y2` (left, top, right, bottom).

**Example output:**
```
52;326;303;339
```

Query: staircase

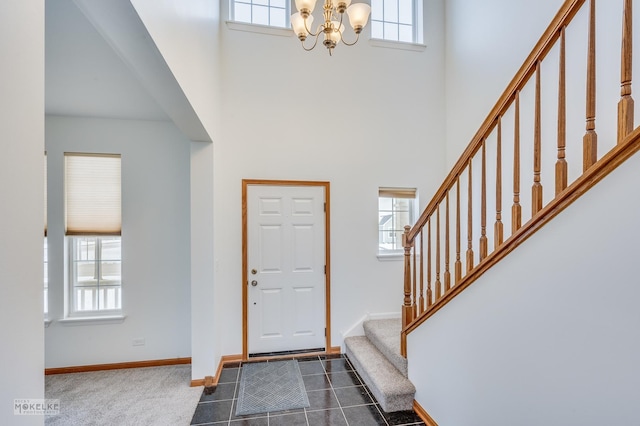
344;318;415;412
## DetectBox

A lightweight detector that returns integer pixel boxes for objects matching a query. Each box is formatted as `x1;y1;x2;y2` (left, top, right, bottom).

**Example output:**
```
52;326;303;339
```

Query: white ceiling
45;0;169;121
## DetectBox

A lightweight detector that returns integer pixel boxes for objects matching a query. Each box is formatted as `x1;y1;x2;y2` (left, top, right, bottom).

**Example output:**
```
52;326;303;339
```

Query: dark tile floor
191;354;424;426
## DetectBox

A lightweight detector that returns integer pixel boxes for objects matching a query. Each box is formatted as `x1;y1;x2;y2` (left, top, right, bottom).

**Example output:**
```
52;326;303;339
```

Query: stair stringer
406;149;640;426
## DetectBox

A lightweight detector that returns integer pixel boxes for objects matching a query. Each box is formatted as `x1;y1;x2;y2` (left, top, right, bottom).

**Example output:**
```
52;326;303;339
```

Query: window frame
67;235;122;317
44;237;49;318
229;0;291;30
64;152;123;319
377;187;418;260
370;0;424;47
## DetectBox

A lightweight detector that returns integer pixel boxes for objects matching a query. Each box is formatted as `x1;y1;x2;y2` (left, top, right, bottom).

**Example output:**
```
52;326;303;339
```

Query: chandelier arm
301;32;322;51
303;18;322;37
341;31;361;46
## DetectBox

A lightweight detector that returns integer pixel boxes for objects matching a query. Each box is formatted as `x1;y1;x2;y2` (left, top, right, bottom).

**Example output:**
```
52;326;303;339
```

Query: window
231;0;290;28
69;237;122;313
65;153;122;316
370;0;423;44
378;187;417;255
44;237;48;316
44;153;48;316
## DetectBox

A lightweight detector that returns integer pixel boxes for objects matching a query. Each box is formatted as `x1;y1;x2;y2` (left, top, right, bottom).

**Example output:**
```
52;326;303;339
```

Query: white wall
444;0;565;167
408;148;640;425
210;0;447;358
0;1;45;425
129;0;222;380
44;116;191;368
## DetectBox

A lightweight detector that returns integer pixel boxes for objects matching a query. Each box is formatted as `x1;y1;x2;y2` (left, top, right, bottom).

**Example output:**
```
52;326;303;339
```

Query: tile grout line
228;367;241;426
322;357;352;426
344;355;391;426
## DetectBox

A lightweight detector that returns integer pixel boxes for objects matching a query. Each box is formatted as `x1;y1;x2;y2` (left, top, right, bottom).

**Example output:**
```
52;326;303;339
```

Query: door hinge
324;328;326;337
324;202;326;212
324;265;326;274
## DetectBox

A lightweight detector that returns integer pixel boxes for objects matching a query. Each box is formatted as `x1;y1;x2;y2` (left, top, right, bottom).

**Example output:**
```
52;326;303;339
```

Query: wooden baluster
556;27;568;196
402;225;412;328
412;236;417;319
618;0;634;144
427;220;432;308
455;176;462;284
467;160;474;272
495;117;504;248
444;192;451;292
512;91;522;232
532;61;543;215
419;230;424;313
435;205;442;301
480;140;488;260
584;0;598;170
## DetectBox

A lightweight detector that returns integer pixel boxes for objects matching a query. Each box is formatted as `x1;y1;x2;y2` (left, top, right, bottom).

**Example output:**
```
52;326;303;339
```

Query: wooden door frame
242;179;331;360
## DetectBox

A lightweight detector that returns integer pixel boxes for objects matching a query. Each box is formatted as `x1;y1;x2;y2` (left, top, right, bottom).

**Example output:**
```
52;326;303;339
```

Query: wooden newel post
402;225;413;328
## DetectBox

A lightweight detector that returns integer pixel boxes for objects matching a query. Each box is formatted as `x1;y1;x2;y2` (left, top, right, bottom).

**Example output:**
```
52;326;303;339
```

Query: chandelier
291;0;371;55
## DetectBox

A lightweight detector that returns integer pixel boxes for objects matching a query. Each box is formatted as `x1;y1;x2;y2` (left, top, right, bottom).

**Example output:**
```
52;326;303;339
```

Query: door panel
247;184;326;355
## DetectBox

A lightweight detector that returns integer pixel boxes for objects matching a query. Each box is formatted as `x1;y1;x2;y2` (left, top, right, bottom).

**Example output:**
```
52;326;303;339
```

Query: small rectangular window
231;0;290;28
65;153;122;316
371;0;423;44
378;187;417;255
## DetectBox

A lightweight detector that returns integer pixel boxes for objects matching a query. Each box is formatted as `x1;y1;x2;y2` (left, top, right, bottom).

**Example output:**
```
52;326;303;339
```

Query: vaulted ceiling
45;0;210;142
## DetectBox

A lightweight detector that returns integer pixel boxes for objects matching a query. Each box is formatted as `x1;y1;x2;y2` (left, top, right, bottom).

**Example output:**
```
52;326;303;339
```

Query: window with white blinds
64;153;121;236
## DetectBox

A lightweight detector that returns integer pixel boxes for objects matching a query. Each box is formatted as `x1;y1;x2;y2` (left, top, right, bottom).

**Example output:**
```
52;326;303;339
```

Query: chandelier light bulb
346;3;371;33
291;12;313;39
331;0;352;14
295;0;318;17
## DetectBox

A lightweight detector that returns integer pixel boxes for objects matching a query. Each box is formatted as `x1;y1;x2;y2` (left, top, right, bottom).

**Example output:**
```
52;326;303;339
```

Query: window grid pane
71;236;122;313
232;0;289;28
371;0;417;43
379;196;416;253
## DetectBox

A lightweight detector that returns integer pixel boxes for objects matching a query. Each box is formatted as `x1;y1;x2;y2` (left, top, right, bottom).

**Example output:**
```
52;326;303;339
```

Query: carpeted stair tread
345;335;415;413
363;318;407;378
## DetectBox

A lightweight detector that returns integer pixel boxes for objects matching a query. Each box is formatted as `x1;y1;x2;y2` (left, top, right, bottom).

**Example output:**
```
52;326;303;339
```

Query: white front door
247;184;326;355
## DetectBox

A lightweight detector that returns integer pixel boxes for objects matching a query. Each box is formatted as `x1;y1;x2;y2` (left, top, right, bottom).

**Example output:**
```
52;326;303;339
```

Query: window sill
377;253;404;261
44;319;52;328
58;315;126;326
369;38;427;52
226;21;293;38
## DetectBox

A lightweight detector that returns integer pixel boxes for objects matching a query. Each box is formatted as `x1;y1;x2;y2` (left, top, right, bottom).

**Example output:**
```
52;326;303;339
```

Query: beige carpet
45;365;202;426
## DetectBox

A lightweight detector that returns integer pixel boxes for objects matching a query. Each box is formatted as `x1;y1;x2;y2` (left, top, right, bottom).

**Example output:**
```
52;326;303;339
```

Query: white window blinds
378;187;416;199
65;153;121;236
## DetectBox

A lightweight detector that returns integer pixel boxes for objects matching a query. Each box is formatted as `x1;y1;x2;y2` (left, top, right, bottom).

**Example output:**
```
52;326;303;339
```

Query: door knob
251;280;258;287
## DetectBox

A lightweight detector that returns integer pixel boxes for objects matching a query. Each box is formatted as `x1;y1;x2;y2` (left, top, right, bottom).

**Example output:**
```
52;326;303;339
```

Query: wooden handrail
401;0;638;349
406;0;586;244
404;126;640;336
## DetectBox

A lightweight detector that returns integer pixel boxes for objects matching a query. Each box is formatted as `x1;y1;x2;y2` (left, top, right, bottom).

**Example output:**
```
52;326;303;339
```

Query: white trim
226;21;293;37
58;315;126;326
369;38;427;52
377;253;404;261
44;319;52;328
